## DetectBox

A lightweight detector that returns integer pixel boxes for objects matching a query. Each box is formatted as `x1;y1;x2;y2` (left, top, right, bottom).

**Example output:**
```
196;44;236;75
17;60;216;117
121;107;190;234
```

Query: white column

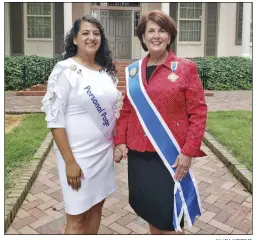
63;3;73;37
241;2;251;57
4;3;11;56
161;2;170;16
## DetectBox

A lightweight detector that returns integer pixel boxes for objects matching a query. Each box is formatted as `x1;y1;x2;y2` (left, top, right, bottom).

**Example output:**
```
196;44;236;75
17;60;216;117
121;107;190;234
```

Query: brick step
116;74;126;78
115;66;131;71
116;72;126;75
115;63;129;66
117;82;126;86
117;77;126;81
114;61;134;65
115;64;131;67
204;91;214;97
30;85;47;91
115;68;126;72
115;65;132;68
116;74;125;78
116;73;125;77
117;86;126;92
16;91;46;96
115;67;126;70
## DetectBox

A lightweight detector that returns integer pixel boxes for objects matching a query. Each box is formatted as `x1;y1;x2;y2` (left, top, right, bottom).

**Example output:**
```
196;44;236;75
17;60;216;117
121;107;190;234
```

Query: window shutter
205;3;218;56
169;2;178;53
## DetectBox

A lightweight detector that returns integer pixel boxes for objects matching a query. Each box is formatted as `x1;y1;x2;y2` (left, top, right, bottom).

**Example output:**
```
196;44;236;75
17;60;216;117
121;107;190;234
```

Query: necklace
75;54;100;71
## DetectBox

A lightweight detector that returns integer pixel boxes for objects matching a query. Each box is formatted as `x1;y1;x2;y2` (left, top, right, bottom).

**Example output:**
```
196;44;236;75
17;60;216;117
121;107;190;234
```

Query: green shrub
5;55;252;91
190;56;252;90
5;56;59;91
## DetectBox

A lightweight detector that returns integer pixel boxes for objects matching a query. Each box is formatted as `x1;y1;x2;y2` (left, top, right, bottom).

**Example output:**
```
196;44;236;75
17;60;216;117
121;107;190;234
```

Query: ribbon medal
168;62;179;82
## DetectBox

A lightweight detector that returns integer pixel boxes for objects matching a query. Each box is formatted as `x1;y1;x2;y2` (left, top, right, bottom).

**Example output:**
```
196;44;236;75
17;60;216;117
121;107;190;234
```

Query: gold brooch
129;68;138;78
69;64;77;71
168;73;179;82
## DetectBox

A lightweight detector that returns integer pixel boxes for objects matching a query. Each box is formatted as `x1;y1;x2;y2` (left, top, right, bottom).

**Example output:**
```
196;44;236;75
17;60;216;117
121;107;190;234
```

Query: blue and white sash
126;60;202;231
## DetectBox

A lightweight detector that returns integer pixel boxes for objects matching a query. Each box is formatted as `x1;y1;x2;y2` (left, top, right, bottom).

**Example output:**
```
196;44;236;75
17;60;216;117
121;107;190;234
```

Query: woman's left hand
172;153;192;181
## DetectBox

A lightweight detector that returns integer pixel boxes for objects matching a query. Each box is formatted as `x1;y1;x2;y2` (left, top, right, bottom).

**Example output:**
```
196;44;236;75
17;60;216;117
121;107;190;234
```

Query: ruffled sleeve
112;77;123;119
114;90;123;119
41;63;71;128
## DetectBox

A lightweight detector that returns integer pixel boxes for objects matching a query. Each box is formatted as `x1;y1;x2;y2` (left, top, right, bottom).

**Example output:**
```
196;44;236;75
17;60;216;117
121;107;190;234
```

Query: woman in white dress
41;15;122;234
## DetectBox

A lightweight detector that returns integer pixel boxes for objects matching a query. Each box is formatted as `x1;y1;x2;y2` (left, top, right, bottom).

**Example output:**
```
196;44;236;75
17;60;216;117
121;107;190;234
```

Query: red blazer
114;51;207;158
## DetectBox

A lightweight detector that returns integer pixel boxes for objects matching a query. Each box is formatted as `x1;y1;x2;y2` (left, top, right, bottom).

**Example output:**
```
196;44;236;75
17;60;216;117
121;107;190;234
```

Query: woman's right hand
114;144;128;163
66;161;84;191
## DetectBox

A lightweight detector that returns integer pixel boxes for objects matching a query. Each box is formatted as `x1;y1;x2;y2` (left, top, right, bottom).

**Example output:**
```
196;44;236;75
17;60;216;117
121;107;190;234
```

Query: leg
65;212;86;234
162;229;185;235
84;199;105;234
149;224;185;235
149;224;163;234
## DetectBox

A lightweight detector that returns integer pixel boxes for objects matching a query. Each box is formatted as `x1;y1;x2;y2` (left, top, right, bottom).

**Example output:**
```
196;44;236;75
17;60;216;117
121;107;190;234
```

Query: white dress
41;58;122;215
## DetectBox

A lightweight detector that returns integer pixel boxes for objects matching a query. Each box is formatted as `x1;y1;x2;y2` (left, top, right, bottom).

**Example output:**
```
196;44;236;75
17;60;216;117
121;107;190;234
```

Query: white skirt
55;145;115;215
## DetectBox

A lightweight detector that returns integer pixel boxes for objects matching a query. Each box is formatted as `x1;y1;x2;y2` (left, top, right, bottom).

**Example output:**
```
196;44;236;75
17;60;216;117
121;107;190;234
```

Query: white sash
70;65;116;142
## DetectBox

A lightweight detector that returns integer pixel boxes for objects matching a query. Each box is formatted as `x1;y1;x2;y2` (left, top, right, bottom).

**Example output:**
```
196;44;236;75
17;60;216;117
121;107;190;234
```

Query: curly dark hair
61;15;117;80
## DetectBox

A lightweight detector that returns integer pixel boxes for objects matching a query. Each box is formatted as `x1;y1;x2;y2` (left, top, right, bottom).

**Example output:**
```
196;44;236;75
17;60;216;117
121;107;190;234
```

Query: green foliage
189;56;252;90
5;55;252;91
5;55;58;91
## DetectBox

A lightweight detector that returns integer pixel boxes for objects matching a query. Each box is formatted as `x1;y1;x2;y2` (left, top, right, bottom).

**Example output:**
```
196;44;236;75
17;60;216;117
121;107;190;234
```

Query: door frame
91;5;137;59
103;9;132;59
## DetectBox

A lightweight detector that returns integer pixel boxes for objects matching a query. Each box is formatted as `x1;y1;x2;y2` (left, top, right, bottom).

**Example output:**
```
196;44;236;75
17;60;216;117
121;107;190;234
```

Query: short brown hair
136;10;177;51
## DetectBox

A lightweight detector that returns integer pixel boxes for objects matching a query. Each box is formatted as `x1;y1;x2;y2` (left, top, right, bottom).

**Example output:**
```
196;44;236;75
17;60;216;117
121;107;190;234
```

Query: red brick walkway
6;144;252;235
5;90;252;113
5;90;252;234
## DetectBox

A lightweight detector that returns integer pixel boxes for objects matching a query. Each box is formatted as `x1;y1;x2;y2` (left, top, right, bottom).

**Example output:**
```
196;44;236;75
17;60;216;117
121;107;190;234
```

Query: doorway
100;10;132;59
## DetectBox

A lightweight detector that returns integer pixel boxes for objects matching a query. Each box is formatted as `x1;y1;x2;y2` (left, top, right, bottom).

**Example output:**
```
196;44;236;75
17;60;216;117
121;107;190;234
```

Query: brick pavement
5;90;252;113
5;90;253;234
205;90;252;112
6;145;252;235
5;95;43;113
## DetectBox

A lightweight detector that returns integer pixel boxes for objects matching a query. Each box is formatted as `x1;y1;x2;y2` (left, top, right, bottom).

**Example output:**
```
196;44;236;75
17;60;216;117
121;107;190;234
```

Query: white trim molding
161;3;170;16
4;3;11;55
241;2;252;57
64;3;72;37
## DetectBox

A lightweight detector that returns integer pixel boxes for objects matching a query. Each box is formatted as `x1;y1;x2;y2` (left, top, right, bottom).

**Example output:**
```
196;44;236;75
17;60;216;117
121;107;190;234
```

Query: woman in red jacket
114;10;207;234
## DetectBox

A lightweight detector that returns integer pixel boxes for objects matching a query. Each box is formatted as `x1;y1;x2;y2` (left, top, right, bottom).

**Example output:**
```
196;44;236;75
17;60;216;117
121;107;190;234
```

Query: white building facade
4;2;252;59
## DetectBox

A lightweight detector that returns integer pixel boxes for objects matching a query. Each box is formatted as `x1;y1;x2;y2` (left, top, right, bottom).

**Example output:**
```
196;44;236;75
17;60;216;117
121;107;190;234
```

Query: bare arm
51;128;84;190
51;128;75;164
